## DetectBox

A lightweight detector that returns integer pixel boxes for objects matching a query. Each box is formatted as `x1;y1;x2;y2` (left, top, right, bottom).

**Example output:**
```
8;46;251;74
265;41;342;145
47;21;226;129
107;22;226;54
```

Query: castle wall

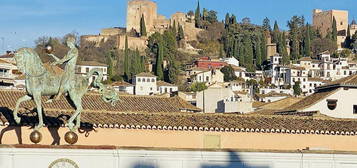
101;28;126;36
126;0;158;33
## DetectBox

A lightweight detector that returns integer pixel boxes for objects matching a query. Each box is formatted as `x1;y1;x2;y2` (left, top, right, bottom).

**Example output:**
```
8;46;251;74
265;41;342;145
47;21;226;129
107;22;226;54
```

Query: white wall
133;76;157;95
2;147;357;168
305;88;357;119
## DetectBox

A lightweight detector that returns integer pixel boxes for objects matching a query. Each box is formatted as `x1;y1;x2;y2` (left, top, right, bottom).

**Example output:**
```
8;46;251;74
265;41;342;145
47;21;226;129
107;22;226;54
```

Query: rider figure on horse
48;36;78;101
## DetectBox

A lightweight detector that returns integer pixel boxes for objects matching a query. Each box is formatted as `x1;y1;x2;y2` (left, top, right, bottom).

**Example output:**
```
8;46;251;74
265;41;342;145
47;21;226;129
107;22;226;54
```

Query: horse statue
12;48;119;131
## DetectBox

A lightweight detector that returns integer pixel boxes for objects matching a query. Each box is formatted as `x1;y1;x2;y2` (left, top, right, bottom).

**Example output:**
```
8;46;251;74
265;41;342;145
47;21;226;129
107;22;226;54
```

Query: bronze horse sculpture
12;48;118;131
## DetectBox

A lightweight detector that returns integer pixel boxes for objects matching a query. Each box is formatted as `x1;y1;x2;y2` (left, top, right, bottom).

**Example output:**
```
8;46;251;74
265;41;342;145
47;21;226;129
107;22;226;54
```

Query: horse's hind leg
33;93;44;130
13;95;32;124
67;91;83;132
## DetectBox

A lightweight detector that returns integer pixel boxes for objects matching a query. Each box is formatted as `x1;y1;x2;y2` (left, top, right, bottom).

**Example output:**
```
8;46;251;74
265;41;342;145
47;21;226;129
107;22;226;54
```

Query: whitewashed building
111;81;134;95
132;72;157;95
76;61;108;83
283;75;357;119
196;83;253;113
157;81;178;94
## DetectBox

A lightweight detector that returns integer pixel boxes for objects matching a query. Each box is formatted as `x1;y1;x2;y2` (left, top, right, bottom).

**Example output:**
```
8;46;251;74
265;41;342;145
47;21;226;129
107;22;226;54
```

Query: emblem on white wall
48;158;79;168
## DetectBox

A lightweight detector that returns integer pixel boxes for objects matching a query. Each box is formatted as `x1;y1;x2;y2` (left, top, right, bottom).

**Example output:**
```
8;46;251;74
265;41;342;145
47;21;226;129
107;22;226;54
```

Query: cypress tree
225;13;230;27
255;34;262;69
230;15;237;25
172;20;177;35
281;33;290;65
332;17;337;42
261;32;268;62
168;60;179;84
262;17;271;32
195;1;201;28
177;24;185;41
243;35;254;72
304;24;311;57
106;51;114;81
140;14;147;37
124;36;131;80
272;21;280;43
155;42;164;80
346;25;351;48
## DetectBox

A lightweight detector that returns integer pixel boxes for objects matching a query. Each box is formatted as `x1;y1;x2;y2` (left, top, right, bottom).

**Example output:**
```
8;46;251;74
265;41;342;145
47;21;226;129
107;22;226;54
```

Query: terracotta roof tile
111;81;133;87
157;81;176;87
77;61;107;67
135;72;156;77
319;75;357;88
0;90;200;113
284;88;338;111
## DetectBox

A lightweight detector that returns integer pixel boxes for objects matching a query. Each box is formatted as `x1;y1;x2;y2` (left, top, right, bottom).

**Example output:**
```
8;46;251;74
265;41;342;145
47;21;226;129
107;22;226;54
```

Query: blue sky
0;0;356;54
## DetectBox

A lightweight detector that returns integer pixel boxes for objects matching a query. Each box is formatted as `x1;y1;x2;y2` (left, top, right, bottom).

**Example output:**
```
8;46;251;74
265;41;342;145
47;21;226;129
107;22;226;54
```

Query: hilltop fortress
81;0;203;51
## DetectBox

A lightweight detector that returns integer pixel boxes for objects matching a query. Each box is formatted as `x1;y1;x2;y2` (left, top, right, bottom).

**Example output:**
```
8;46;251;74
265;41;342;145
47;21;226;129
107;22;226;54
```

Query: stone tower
126;0;158;33
312;9;348;48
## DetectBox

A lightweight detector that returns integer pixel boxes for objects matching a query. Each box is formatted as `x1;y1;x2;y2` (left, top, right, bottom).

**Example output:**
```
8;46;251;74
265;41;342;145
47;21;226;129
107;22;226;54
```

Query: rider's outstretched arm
48;54;61;62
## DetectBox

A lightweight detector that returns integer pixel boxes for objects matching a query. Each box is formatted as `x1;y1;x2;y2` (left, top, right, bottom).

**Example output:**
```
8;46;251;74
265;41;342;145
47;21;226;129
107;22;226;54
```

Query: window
151;78;155;82
147;78;150;82
143;78;146;82
170;88;173;92
86;67;89;73
138;78;141;82
310;83;312;87
150;87;153;91
354;105;357;114
206;76;209;81
77;67;81;73
327;99;338;110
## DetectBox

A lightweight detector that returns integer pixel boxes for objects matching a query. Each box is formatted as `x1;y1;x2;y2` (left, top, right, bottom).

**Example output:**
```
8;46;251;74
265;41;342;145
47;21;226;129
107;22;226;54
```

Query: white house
255;92;291;103
196;83;253;113
189;68;224;84
283;75;357;119
132;72;157;95
221;57;239;67
0;59;21;88
111;81;134;95
157;81;178;95
76;61;108;84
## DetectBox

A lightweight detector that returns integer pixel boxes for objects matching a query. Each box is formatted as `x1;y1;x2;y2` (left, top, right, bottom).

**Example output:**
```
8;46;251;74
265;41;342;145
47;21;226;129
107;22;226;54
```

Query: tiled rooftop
0;90;200;113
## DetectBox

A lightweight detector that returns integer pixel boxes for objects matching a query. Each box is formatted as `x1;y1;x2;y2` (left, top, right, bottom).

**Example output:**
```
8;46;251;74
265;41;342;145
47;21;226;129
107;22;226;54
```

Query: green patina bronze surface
13;37;119;131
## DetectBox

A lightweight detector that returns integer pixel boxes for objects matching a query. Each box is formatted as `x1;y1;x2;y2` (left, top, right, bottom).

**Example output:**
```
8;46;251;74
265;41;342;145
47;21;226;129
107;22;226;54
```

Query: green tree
195;1;201;28
332;17;337;42
124;36;131;80
225;13;230;28
190;82;207;92
155;41;164;80
168;60;179;84
255;34;263;69
304;24;312;57
288;16;304;60
261;32;268;62
106;51;115;81
293;81;302;96
140;14;147;37
262;17;271;32
221;65;238;82
177;24;185;41
345;25;352;48
272;21;280;43
281;32;290;65
230;15;237;24
243;35;254;72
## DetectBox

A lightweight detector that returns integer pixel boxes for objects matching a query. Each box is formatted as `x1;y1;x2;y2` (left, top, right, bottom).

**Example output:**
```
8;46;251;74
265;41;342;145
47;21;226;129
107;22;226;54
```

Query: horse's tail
86;68;119;106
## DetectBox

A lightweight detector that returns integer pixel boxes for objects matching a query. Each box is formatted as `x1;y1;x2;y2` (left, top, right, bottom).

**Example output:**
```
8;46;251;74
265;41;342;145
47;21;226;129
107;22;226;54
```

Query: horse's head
15;48;45;76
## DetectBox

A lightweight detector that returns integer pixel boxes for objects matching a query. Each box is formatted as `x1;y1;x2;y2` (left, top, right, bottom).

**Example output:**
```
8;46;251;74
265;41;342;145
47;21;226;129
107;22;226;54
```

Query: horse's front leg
13;95;32;124
33;93;44;130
